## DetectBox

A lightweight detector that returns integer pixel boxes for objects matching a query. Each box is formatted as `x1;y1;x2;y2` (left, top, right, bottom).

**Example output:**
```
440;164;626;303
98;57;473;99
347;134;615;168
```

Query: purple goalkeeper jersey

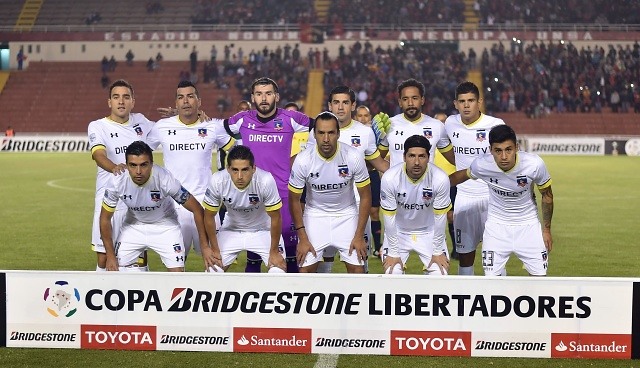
227;108;311;196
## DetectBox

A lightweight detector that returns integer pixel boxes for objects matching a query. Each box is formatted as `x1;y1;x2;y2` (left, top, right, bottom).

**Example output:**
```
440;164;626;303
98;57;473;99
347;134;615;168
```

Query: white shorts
481;220;548;276
381;232;448;275
115;223;185;269
217;229;285;268
302;214;363;267
91;191;125;254
175;203;220;255
453;194;488;254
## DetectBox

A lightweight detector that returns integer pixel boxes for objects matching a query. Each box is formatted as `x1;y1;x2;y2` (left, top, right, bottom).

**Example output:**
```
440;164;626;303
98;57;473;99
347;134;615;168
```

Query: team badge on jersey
173;244;182;253
150;191;161;202
517;175;528;187
198;128;208;137
133;124;143;136
422;128;433;138
350;136;361;147
273;119;283;131
338;165;349;177
249;194;260;205
422;188;433;201
476;130;487;142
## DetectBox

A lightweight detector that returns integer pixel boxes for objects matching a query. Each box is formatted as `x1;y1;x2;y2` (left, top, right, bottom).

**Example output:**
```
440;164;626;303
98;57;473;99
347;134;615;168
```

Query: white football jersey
379;113;452;167
88;113;154;193
468;151;552;224
306;120;380;160
289;143;370;216
203;167;282;232
380;163;452;233
103;164;189;226
147;116;234;200
445;113;505;196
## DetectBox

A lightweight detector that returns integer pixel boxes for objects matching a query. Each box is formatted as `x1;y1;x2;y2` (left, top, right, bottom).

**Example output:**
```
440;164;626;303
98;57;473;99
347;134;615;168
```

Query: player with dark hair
289;112;371;273
202;145;286;273
225;77;312;273
100;141;208;272
380;134;451;275
88;79;154;272
444;81;505;275
450;125;554;276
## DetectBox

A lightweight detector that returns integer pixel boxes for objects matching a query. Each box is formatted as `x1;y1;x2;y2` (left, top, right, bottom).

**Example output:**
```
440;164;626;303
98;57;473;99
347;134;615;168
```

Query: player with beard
378;79;455;168
224;77;312;273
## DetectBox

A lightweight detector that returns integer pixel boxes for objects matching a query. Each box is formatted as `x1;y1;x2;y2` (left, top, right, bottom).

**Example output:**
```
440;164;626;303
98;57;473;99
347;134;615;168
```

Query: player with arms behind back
88;79;153;272
449;125;554;276
445;81;505;275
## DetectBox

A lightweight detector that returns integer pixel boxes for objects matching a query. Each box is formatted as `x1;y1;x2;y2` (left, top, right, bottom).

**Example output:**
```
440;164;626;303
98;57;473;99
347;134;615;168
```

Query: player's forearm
99;214;115;256
541;187;554;231
355;189;372;238
93;151;119;172
269;212;282;253
432;213;447;255
288;192;309;241
203;210;219;250
449;169;469;186
382;212;399;257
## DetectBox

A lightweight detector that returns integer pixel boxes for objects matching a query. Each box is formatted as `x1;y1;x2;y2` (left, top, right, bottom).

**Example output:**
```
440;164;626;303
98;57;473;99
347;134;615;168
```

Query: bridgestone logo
160;335;229;345
315;337;386;348
10;332;76;342
475;340;546;351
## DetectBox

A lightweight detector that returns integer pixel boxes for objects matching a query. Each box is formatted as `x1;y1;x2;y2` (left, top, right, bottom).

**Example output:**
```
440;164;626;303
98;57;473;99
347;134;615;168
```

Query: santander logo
551;333;630;359
233;327;311;354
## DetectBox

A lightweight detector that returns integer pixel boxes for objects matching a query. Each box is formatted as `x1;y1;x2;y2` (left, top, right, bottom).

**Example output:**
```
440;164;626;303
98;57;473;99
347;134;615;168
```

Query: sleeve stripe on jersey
91;144;106;154
380;207;397;216
221;137;235;151
378;144;389;151
288;183;304;194
101;201;116;212
265;200;283;212
466;168;476;180
438;143;453;153
355;178;371;188
203;201;221;213
365;150;381;160
537;178;552;190
434;203;452;215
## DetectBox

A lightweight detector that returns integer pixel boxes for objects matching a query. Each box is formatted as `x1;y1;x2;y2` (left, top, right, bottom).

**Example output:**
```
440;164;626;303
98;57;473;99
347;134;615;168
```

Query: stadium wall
1;271;639;359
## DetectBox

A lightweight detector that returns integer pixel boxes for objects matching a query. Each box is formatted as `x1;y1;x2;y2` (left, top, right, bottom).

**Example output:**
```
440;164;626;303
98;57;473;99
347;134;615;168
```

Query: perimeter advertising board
1;271;637;359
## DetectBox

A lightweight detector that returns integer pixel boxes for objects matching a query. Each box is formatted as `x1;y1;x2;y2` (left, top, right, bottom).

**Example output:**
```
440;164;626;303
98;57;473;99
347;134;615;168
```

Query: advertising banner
1;271;637;359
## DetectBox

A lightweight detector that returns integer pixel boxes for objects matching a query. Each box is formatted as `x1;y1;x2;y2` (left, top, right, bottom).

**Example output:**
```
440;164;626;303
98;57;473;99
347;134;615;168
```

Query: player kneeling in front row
449;125;554;276
202;145;286;273
288;112;371;273
100;141;208;272
380;135;452;275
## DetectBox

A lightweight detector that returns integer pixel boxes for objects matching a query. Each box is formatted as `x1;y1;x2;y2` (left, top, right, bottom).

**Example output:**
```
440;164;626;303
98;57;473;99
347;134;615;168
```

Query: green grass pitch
0;153;638;367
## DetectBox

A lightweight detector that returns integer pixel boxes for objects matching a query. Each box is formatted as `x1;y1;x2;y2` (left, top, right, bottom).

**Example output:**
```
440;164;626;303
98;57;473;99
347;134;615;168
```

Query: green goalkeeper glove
371;112;391;144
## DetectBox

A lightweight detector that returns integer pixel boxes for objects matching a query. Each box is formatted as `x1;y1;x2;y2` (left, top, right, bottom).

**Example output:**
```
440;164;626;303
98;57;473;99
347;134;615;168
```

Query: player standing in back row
224;77;312;273
444;81;505;275
88;79;154;272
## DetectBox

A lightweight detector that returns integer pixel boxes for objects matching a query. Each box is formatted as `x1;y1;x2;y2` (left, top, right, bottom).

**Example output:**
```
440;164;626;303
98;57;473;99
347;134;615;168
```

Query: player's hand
428;253;450;275
543;229;553;253
111;163;127;175
105;254;119;271
348;236;368;264
198;110;211;122
201;246;222;270
157;106;177;118
371;112;391;144
268;250;286;272
382;256;402;274
296;239;316;267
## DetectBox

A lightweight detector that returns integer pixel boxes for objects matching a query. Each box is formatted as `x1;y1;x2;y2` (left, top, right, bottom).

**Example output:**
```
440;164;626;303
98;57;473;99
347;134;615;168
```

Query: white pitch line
46;177;93;193
313;354;339;368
